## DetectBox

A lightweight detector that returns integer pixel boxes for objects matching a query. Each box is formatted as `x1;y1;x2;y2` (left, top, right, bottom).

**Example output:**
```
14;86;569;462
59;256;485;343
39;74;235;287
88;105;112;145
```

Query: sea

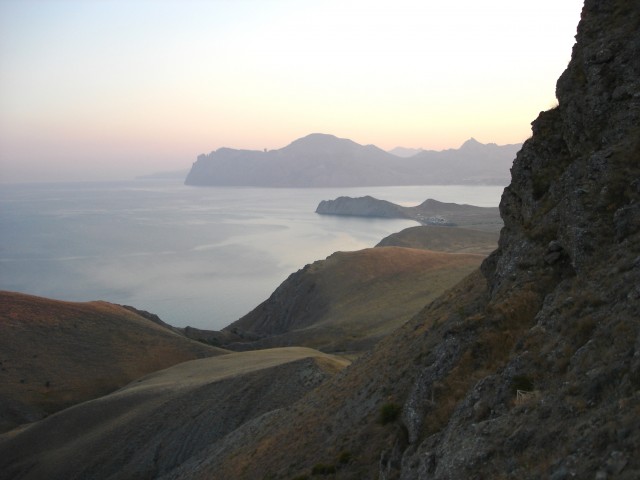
0;180;504;330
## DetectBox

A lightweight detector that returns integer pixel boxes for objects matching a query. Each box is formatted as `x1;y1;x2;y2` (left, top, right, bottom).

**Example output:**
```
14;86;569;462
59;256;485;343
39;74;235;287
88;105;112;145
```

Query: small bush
338;450;352;464
311;463;336;475
511;375;534;394
379;402;401;425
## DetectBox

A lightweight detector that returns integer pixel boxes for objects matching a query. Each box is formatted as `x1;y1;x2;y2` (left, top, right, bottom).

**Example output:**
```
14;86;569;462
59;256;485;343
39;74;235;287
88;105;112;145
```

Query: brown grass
376;225;499;255
230;247;486;353
0;290;226;432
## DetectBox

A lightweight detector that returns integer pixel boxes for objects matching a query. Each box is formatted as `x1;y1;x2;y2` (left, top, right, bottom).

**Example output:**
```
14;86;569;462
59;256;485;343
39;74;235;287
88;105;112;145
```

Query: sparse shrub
573;316;597;345
379;402;401;425
291;475;309;480
338;450;352;464
511;375;534;394
311;463;336;475
532;173;550;200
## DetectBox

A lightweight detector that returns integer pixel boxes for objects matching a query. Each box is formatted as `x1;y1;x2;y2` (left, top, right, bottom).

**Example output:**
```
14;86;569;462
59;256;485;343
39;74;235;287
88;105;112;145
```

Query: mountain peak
460;137;483;149
286;133;348;147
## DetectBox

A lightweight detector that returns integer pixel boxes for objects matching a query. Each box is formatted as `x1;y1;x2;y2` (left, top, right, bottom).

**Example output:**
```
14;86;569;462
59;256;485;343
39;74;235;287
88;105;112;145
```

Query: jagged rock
544;240;565;264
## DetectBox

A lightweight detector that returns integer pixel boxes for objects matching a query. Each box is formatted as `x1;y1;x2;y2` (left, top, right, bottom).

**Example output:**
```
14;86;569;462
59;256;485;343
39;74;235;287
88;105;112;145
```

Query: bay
0;180;504;329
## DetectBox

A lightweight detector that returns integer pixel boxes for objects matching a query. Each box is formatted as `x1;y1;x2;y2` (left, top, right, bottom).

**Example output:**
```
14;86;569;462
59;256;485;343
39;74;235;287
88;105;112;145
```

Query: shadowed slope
0;348;348;480
0;291;226;432
154;271;494;480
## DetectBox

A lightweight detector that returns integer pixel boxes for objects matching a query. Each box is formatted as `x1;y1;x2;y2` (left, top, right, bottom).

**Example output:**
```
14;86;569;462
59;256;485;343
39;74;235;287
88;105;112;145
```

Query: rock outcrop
399;1;640;476
400;1;640;477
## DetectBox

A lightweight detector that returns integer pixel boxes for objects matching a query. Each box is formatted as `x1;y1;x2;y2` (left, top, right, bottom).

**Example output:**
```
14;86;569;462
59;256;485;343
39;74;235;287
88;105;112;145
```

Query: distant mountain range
185;133;521;187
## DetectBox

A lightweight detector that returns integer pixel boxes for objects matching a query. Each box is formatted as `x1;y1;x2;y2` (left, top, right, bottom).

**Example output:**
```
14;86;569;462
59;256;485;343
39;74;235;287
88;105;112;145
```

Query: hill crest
0;291;225;433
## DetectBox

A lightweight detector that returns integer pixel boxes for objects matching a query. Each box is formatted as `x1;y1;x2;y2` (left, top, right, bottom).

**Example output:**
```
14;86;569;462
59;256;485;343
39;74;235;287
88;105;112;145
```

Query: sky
0;0;584;183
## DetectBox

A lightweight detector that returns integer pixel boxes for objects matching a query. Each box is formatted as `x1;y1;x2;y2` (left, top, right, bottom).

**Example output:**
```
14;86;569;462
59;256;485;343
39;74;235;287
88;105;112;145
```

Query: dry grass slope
0;291;226;432
0;347;349;480
160;271;494;479
376;225;499;255
226;246;485;352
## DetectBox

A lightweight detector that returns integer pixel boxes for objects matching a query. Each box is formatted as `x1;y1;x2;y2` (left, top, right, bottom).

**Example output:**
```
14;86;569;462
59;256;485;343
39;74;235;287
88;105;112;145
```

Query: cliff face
485;0;640;295
399;0;640;477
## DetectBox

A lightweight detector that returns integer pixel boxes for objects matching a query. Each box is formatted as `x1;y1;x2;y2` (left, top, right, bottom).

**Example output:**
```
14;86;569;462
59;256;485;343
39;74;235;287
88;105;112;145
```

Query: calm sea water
0;181;504;329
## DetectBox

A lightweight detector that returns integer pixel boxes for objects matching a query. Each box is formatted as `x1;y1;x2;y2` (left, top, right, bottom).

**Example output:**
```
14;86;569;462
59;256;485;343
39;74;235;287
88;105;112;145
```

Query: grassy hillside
376;225;499;254
225;246;485;352
0;347;349;480
150;271;494;479
0;291;226;432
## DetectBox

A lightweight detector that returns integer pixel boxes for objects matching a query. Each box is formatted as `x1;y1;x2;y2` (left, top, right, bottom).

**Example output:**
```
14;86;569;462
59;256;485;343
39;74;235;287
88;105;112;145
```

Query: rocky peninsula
316;195;503;231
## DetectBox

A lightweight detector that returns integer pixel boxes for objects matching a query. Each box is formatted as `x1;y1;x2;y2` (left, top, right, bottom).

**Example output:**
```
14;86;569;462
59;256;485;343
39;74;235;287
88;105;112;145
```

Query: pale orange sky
0;0;584;182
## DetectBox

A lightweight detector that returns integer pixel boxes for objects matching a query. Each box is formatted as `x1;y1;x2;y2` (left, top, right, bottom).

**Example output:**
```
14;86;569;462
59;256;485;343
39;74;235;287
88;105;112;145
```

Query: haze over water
0;181;502;329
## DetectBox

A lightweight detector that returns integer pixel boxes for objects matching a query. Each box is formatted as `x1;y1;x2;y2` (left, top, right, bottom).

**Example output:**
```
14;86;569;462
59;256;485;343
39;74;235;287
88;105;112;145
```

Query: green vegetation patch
379;402;402;425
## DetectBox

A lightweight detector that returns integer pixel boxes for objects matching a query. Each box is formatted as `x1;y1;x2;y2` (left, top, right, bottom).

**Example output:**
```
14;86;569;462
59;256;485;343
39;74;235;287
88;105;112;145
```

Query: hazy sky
0;0;584;183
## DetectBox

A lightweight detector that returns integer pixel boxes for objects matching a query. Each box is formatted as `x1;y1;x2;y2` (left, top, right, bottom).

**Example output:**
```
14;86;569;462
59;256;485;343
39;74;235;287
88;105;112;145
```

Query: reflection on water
0;181;503;329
